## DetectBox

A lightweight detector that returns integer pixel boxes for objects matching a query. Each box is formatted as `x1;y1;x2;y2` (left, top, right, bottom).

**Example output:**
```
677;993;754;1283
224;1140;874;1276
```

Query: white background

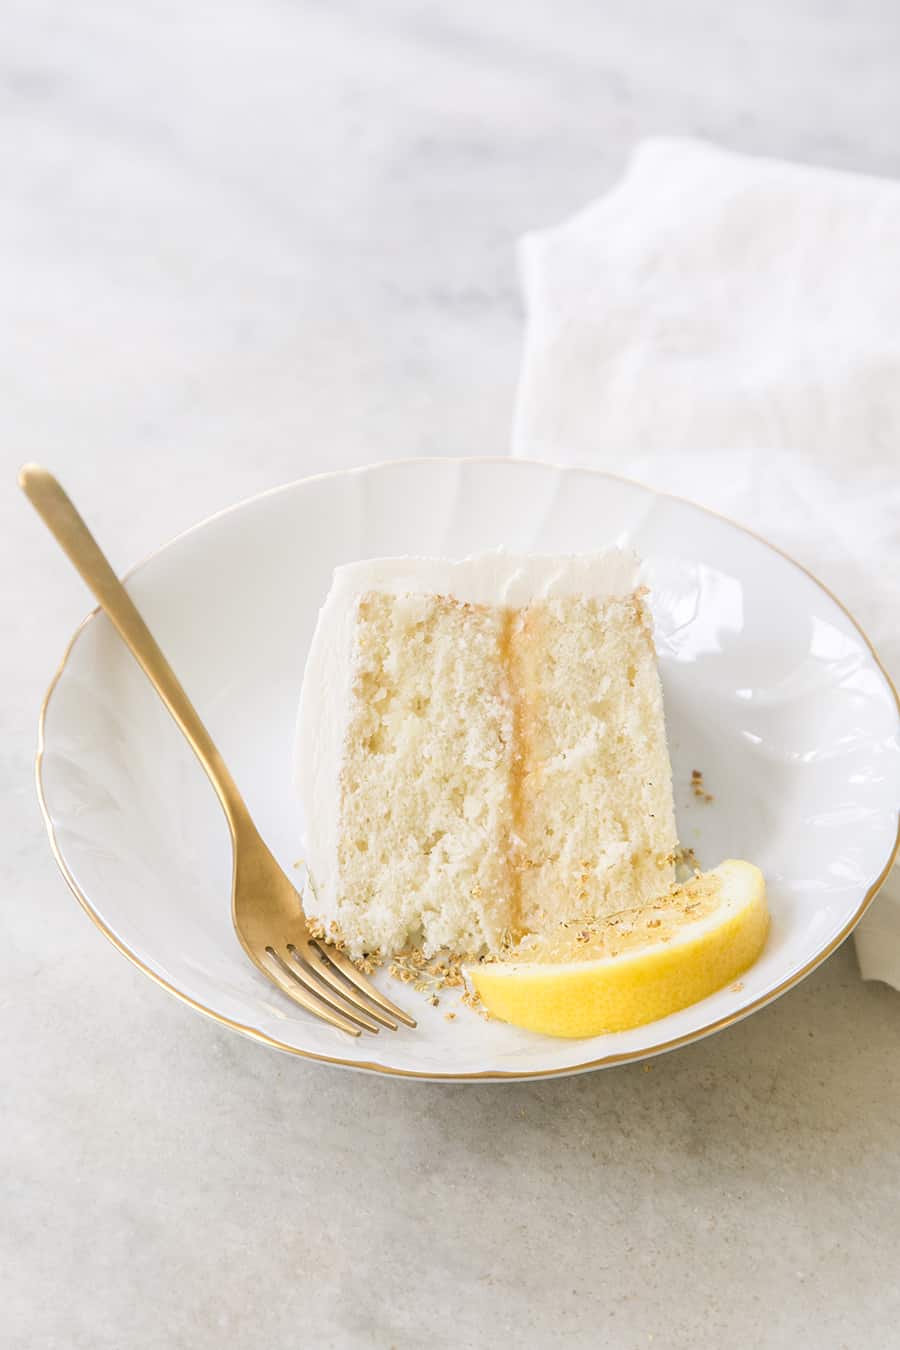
4;3;900;1346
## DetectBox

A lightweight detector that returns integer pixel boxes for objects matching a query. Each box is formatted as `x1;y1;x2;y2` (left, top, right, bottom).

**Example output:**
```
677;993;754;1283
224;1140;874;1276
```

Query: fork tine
281;947;385;1033
309;940;418;1029
288;945;399;1030
255;947;363;1035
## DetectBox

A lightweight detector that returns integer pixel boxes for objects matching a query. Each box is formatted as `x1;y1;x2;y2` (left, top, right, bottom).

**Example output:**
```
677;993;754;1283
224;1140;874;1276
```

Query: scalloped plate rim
34;456;900;1081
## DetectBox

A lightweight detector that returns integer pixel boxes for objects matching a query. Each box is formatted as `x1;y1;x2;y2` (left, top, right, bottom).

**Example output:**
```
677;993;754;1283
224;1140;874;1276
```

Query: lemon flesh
468;860;768;1038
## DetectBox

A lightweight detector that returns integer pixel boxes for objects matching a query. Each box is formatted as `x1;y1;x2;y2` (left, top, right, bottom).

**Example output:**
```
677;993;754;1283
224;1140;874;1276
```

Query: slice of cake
294;552;677;959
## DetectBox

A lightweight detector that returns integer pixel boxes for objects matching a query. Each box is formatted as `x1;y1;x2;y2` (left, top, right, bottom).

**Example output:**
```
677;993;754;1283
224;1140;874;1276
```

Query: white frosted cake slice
294;552;677;958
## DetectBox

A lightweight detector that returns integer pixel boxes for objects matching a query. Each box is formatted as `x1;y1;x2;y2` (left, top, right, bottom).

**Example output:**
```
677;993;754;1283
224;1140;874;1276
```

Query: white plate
37;458;900;1080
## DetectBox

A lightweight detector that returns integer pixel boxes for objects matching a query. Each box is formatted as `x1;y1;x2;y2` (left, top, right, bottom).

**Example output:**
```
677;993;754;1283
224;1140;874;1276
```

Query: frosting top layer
324;548;641;609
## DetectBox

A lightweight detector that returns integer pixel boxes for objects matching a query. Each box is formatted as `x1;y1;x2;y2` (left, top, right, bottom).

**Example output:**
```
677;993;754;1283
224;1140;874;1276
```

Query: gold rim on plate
34;457;900;1080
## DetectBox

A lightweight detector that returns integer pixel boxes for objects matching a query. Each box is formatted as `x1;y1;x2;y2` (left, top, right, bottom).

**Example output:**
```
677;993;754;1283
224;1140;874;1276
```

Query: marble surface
4;2;900;1346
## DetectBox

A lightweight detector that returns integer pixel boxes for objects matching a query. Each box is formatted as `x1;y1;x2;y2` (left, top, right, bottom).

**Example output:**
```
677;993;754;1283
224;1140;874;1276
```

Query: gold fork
20;465;415;1038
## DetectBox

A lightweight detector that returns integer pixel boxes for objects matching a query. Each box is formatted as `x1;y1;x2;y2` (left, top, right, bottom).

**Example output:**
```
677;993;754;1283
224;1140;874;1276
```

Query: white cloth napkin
512;137;900;987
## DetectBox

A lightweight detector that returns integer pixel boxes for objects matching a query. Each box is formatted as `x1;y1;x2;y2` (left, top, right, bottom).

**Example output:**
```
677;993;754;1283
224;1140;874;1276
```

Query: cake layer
510;592;677;932
337;590;516;955
294;551;677;958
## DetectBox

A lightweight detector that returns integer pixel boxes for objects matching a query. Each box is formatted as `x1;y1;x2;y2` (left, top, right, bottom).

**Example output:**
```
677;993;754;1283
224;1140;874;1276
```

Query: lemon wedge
467;860;768;1038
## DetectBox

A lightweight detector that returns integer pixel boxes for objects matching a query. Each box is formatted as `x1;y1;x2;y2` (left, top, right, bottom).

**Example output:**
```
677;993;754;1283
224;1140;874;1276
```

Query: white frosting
293;550;641;923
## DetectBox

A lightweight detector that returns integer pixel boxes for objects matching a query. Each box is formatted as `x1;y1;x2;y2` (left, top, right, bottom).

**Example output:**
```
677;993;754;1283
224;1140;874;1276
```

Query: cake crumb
444;1011;456;1021
690;769;714;803
730;980;745;993
387;947;470;1002
673;843;702;877
327;921;347;951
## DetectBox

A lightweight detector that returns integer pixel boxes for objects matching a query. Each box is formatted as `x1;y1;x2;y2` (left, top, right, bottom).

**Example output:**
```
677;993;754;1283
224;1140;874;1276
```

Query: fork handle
20;464;251;835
